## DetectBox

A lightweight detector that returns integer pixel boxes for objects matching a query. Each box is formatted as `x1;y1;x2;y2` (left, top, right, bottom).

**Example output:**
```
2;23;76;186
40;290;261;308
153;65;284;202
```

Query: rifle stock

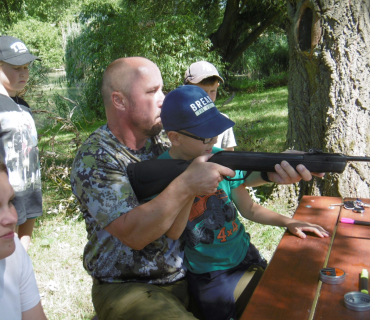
127;150;370;201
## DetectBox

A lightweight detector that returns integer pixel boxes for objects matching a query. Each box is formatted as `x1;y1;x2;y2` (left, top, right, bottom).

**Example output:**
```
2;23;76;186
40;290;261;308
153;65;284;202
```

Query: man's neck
108;123;149;150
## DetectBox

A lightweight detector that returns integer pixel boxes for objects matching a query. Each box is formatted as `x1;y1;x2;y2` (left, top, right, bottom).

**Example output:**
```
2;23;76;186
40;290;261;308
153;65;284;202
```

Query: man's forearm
105;156;234;250
105;174;196;250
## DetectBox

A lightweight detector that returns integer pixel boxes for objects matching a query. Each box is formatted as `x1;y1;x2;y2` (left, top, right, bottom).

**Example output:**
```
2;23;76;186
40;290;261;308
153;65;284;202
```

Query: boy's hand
183;154;235;196
286;220;329;239
267;150;325;184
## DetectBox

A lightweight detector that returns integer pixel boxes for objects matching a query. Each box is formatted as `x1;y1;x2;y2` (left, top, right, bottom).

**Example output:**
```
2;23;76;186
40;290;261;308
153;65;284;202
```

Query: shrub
6;19;64;69
65;0;224;118
231;31;289;79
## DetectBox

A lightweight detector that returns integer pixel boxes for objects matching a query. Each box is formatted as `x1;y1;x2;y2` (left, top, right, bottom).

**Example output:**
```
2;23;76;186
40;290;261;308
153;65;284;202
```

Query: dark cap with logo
161;85;234;138
184;61;224;85
0;36;41;65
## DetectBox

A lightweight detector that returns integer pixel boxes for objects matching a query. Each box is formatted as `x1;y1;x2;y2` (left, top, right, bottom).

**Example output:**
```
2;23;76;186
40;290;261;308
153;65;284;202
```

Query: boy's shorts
13;188;43;225
187;242;267;320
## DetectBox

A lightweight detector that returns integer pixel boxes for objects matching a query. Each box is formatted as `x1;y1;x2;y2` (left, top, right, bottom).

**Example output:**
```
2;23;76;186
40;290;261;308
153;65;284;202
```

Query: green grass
28;86;291;319
218;87;289;152
30;217;94;320
228;72;288;93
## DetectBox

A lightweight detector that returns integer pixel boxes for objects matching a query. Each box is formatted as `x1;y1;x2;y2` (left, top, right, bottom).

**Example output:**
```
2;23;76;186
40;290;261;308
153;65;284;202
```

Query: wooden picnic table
240;195;370;320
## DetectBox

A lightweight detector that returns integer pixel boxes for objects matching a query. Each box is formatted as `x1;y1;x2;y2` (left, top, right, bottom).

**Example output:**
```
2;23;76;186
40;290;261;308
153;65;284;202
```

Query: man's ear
167;131;181;146
111;91;126;111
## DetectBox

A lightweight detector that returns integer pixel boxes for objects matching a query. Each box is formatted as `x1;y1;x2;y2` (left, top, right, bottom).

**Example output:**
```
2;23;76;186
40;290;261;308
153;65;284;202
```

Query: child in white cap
184;61;236;151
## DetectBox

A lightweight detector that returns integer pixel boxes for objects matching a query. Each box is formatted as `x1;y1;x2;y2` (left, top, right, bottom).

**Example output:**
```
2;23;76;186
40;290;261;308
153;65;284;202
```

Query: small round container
320;267;346;284
344;292;370;312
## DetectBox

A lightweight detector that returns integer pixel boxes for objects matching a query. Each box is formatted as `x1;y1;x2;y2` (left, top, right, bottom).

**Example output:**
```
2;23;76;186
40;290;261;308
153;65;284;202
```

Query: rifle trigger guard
223;170;252;181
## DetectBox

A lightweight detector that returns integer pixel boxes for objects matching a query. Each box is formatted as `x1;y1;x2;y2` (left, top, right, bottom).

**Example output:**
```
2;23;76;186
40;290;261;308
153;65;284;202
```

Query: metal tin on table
320;267;346;284
344;292;370;312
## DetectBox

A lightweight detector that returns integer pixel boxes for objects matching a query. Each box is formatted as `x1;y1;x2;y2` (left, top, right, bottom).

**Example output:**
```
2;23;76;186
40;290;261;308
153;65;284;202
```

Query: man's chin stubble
145;122;163;137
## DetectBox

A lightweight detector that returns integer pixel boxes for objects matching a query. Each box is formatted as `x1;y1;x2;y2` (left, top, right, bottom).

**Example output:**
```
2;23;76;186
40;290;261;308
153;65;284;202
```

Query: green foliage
25;0;83;23
65;0;224;117
231;31;289;79
19;61;49;98
141;15;223;90
234;121;265;151
0;0;91;24
0;0;26;29
36;101;98;218
5;19;64;69
1;0;95;68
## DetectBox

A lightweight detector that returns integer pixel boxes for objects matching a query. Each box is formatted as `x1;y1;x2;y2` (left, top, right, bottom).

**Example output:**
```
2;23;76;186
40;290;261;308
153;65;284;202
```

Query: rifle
127;149;370;201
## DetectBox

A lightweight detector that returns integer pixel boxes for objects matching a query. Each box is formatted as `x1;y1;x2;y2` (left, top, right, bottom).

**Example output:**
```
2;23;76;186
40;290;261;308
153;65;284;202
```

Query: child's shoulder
0;94;18;111
212;146;224;154
158;150;171;159
12;96;30;108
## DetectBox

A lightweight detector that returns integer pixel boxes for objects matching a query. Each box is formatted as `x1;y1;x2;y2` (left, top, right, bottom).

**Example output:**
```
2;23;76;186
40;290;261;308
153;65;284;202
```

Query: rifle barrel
346;156;370;162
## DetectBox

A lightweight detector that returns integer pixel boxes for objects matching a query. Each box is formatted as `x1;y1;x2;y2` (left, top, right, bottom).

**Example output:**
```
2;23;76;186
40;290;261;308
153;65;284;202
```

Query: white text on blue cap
190;96;215;116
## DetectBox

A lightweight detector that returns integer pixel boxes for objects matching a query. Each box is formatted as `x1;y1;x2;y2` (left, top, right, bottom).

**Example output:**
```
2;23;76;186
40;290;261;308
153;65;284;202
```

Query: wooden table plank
241;196;341;320
313;198;370;320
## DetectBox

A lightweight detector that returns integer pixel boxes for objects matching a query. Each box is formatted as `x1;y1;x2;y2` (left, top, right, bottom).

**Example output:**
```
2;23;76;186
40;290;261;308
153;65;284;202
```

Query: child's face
195;82;219;102
0;61;29;96
0;171;17;260
174;131;218;161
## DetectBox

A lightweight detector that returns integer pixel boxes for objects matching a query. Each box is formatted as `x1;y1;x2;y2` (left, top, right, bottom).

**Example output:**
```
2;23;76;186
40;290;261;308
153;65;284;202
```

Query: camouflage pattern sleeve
70;126;187;283
70;130;140;228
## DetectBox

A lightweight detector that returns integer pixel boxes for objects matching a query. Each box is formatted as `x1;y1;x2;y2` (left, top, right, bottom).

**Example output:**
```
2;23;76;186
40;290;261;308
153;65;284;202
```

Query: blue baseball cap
161;85;235;138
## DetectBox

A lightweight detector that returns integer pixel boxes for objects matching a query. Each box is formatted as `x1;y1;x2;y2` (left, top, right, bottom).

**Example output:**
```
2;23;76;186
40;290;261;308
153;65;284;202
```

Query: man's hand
267;150;325;184
182;154;235;196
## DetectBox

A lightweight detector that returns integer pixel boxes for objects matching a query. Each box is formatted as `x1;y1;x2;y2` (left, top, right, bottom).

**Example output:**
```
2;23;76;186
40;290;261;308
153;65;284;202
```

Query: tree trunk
282;0;370;201
209;0;281;68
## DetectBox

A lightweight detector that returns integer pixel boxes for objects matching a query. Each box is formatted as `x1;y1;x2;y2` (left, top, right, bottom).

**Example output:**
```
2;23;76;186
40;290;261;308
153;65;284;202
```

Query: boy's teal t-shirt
158;147;250;274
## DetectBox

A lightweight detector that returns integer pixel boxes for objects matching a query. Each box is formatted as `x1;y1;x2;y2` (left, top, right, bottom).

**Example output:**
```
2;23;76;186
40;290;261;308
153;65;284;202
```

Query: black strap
260;171;271;182
223;170;252;181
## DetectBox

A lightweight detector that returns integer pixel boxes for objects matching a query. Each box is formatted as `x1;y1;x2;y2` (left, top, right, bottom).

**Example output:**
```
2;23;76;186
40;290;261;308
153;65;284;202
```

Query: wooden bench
240;195;369;320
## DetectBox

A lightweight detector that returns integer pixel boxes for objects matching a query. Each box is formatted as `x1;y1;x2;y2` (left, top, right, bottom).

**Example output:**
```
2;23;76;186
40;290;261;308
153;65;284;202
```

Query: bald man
70;57;321;319
71;57;235;319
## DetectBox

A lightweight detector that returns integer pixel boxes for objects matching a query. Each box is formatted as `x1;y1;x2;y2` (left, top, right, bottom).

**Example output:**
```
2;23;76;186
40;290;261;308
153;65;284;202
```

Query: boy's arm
231;185;329;238
165;197;194;240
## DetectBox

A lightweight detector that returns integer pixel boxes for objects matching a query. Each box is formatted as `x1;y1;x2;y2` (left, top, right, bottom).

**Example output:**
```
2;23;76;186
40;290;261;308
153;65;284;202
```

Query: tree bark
282;0;370;200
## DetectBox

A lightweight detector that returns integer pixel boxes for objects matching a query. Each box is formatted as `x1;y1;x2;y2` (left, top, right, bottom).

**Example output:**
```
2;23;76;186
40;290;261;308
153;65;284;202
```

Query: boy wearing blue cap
159;85;329;320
